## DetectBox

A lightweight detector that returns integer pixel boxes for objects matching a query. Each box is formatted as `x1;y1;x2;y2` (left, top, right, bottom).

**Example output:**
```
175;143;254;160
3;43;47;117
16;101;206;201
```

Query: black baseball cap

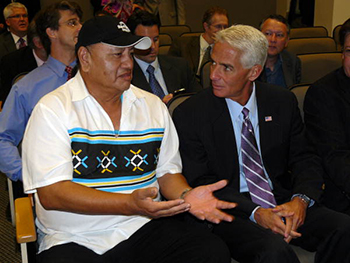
76;16;151;51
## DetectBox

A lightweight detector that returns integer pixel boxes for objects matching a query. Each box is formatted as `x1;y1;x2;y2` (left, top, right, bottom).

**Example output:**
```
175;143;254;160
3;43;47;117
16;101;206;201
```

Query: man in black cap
22;15;235;263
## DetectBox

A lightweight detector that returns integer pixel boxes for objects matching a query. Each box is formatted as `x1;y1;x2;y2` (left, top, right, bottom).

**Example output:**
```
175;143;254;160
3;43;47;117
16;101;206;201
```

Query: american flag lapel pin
265;116;272;122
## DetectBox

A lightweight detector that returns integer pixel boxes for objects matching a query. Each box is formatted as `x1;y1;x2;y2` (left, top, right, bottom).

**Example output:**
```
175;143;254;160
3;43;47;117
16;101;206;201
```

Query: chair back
159;33;172;46
289;26;328;38
298;52;342;84
332;24;342;50
290;84;311;121
159;45;171;55
200;61;212;88
159;25;191;43
286;37;337;55
167;92;195;117
179;32;202;38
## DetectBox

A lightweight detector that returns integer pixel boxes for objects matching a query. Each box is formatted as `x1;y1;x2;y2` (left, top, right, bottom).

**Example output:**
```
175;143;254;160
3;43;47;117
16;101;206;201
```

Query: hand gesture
272;197;308;242
184;180;237;224
131;187;190;218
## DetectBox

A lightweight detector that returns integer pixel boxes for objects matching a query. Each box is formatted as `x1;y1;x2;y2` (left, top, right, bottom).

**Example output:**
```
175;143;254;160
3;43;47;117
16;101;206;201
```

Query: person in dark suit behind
0;2;29;61
304;18;350;215
173;24;350;263
0;15;48;104
258;14;301;88
126;9;201;104
168;6;228;76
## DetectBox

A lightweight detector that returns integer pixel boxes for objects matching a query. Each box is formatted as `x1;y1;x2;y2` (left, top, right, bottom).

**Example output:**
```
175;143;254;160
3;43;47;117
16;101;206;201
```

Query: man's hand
162;93;173;104
184;180;237;224
272;197;308;242
254;207;301;242
130;187;190;218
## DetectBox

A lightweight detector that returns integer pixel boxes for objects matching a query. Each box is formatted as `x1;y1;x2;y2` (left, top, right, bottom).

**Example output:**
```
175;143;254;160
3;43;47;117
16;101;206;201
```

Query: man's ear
284;36;290;48
46;27;57;40
203;22;209;32
248;64;263;81
5;19;10;27
78;46;91;72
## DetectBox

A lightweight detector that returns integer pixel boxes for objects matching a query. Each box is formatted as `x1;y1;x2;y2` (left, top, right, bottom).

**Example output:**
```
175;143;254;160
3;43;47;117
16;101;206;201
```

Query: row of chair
199;51;342;90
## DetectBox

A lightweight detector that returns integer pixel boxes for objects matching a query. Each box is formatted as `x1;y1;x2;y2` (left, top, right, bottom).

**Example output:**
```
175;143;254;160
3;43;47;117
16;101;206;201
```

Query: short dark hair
126;9;160;34
260;14;290;35
339;18;350;49
202;6;228;25
36;1;83;55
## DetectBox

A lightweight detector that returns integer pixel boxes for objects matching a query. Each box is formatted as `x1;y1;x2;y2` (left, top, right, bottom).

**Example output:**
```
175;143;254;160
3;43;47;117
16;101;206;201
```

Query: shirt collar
11;33;26;45
45;55;76;78
134;56;160;75
200;34;210;51
32;49;45;67
71;70;144;105
225;82;257;120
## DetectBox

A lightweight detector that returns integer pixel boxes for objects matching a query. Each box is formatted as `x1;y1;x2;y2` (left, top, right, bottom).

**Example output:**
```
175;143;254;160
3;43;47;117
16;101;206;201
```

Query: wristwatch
295;194;311;206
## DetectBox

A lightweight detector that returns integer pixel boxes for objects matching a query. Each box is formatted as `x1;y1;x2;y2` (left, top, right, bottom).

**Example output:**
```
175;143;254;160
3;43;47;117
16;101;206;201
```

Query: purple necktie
18;37;26;49
146;65;165;99
241;107;277;208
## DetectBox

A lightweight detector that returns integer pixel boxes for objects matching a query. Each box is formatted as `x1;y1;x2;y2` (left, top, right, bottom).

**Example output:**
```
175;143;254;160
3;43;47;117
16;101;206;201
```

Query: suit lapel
131;58;152;93
281;51;293;87
256;82;282;159
190;37;200;72
209;92;240;187
4;32;16;53
158;56;179;93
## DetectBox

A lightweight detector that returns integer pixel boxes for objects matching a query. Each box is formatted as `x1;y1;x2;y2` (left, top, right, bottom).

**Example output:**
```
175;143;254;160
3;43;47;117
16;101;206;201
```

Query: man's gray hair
3;2;27;20
215;24;268;69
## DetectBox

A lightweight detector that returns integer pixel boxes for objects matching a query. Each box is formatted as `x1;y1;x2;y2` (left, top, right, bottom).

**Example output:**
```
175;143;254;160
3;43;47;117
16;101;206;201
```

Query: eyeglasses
210;24;228;30
7;14;28;19
60;19;81;28
343;49;350;57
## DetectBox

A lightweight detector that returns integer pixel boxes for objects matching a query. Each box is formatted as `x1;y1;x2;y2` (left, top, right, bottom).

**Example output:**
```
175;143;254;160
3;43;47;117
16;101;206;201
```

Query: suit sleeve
304;81;350;195
183;59;202;92
285;91;324;201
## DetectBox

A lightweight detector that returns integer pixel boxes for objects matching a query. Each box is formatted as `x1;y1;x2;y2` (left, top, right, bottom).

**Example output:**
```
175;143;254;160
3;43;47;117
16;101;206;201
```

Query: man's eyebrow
219;62;233;68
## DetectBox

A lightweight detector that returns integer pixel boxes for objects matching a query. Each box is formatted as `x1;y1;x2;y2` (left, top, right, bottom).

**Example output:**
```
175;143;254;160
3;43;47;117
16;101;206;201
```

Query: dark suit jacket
0;31;16;61
173;82;323;216
132;54;202;94
304;67;350;213
258;50;301;88
168;35;200;74
0;46;37;102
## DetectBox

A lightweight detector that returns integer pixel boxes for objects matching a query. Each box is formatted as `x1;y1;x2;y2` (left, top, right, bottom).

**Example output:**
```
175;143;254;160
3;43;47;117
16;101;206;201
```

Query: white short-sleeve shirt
22;71;182;254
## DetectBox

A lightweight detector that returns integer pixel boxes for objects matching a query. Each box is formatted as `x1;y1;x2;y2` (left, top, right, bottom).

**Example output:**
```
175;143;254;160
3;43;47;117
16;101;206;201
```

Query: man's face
53;10;82;51
5;7;28;36
204;13;228;43
342;34;350;78
134;24;159;63
82;43;134;93
260;18;289;58
210;41;258;104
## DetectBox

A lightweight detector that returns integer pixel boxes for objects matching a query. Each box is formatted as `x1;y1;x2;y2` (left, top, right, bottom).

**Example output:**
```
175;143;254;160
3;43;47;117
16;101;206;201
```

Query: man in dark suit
168;6;228;76
173;24;350;263
127;10;201;104
0;16;47;103
258;14;301;88
0;2;29;61
304;18;350;215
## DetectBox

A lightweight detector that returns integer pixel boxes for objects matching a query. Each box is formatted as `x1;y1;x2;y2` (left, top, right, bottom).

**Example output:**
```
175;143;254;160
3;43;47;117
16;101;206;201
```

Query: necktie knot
242;107;249;119
18;37;26;48
146;65;155;74
146;64;165;99
65;66;73;80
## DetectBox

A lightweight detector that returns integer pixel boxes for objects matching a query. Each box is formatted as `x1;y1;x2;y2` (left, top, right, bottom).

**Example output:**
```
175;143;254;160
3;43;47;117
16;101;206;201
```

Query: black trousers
212;204;350;263
37;217;231;263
